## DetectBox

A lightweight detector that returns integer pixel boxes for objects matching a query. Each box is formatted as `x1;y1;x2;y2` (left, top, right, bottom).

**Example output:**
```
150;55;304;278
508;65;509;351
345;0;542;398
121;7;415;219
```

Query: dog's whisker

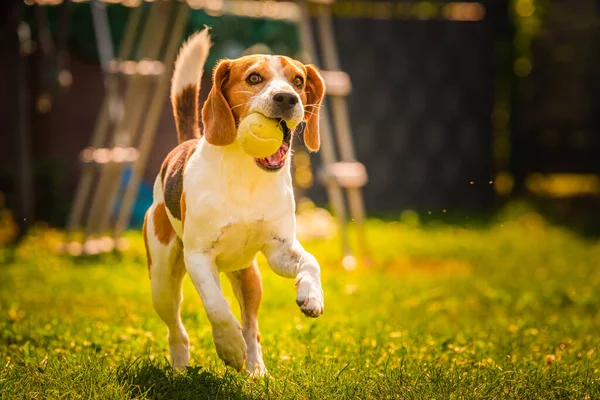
230;101;254;111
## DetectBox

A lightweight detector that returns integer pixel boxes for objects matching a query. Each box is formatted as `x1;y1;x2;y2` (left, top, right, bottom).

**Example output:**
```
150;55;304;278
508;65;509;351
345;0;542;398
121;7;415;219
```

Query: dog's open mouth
254;119;292;172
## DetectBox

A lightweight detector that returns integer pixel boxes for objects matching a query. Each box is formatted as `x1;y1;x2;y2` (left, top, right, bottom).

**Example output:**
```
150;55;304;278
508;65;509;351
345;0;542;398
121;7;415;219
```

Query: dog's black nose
273;92;298;111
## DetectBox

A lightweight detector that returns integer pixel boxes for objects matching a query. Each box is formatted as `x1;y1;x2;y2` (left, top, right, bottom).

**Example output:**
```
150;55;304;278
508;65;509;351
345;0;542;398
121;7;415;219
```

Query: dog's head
201;55;325;171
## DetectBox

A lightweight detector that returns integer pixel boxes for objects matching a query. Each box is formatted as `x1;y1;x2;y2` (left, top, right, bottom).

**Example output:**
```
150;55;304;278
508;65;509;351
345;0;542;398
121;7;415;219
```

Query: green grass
1;205;600;399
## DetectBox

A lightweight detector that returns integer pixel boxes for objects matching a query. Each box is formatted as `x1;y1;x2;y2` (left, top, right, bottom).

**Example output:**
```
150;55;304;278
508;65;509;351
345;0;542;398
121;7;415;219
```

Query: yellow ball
237;113;283;158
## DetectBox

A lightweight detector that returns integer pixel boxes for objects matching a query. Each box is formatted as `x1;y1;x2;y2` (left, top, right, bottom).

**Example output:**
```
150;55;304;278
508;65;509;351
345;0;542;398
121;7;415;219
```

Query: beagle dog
143;28;325;375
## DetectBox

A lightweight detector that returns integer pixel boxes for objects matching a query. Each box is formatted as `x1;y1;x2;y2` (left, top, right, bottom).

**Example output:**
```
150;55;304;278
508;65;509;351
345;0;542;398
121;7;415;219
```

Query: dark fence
307;2;498;214
512;0;600;182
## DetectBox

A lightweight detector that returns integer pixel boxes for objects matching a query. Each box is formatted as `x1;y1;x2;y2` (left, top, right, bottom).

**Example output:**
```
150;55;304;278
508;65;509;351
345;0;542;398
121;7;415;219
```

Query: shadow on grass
117;359;257;400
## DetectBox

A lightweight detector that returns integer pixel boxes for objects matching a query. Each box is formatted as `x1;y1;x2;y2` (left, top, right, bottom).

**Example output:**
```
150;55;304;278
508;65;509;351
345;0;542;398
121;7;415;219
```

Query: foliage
1;206;600;399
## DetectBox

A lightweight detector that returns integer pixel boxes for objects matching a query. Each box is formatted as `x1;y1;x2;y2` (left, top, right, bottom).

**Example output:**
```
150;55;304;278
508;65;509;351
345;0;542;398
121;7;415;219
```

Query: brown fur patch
173;84;200;144
143;209;152;274
160;139;198;221
180;192;187;232
202;60;237;146
302;65;325;151
153;202;175;245
238;263;263;321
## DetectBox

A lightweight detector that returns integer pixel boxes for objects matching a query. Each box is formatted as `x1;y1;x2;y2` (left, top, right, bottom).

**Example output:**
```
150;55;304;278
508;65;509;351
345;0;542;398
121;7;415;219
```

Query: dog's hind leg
226;261;267;376
145;205;190;370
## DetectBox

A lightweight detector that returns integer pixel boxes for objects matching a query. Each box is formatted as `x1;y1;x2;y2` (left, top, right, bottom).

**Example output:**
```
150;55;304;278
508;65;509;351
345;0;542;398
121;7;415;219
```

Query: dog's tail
171;28;211;144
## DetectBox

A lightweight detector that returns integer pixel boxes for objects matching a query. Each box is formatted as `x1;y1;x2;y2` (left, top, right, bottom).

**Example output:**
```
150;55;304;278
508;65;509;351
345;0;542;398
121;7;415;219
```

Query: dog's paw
246;361;269;379
295;274;324;318
212;320;247;372
169;330;190;371
246;346;268;377
171;350;190;371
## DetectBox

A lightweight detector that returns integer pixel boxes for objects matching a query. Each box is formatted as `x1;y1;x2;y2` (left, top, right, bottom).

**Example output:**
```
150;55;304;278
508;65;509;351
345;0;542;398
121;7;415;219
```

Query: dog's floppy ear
303;65;325;152
202;60;237;146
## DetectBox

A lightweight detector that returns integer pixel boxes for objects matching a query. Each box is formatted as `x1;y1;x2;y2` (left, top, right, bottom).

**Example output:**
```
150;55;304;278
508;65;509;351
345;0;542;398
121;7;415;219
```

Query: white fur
147;34;324;374
170;28;211;101
147;204;190;368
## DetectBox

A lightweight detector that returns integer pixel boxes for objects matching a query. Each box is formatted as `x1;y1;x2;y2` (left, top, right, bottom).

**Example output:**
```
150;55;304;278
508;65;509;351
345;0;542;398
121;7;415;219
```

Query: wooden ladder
296;0;370;268
64;0;189;254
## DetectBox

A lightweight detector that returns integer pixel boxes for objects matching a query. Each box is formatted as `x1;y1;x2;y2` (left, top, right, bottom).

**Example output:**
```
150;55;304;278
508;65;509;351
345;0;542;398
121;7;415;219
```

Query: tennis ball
237;113;283;158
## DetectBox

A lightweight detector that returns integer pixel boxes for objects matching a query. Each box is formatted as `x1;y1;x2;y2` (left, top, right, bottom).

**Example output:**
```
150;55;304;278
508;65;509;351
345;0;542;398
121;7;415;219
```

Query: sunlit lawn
1;205;599;399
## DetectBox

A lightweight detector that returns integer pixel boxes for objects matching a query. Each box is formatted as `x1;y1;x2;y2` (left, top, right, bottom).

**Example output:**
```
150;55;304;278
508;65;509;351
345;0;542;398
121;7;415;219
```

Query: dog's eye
293;76;304;88
247;73;263;85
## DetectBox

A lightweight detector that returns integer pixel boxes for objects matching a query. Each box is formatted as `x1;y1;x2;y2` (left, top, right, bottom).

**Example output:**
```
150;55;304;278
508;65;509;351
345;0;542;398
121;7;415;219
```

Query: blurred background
2;3;600;395
0;0;599;249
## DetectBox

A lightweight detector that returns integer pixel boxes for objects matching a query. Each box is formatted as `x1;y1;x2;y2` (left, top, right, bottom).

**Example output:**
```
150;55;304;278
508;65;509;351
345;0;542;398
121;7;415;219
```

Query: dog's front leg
184;250;247;371
263;239;324;317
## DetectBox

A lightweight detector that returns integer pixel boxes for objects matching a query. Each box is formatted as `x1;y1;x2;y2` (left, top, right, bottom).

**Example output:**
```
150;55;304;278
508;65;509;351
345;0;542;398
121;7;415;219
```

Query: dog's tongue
265;147;285;164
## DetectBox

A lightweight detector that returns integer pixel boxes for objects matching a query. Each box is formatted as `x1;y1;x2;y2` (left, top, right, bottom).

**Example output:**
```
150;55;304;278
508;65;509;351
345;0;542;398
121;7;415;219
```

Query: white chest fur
181;139;295;272
211;219;270;271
